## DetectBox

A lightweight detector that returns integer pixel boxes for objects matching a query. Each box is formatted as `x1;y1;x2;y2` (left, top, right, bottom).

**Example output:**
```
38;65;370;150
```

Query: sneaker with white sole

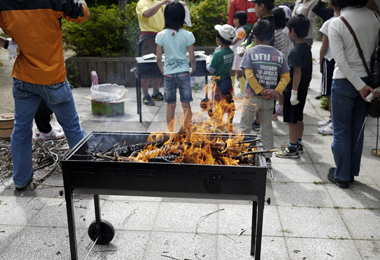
275;145;300;159
318;122;333;135
39;130;65;140
318;118;332;127
36;126;61;137
281;143;303;154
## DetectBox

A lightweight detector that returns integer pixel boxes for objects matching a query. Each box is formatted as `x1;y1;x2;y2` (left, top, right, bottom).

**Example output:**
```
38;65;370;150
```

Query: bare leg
288;122;298;144
152;78;161;92
181;102;193;128
167;103;176;132
296;120;304;140
141;78;150;95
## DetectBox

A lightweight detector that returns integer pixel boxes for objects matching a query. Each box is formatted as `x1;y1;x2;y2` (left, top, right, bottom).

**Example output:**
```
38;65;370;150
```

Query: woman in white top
292;0;319;46
327;0;378;188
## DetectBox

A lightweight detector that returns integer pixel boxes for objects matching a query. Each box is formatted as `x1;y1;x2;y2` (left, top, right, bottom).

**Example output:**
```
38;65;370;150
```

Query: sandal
372;149;380;157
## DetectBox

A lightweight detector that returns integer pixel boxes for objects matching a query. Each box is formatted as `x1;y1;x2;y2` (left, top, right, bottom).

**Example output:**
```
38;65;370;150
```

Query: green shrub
320;96;329;111
187;0;229;46
62;4;139;57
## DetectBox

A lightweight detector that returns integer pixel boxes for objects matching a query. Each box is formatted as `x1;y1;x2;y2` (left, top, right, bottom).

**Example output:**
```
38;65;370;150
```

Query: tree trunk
119;0;127;11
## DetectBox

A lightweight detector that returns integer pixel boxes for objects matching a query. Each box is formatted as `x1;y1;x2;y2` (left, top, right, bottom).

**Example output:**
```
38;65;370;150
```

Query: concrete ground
1;41;380;260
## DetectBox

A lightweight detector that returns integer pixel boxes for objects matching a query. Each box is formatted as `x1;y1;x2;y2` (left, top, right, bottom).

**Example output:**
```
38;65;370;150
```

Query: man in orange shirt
228;0;258;35
0;0;90;191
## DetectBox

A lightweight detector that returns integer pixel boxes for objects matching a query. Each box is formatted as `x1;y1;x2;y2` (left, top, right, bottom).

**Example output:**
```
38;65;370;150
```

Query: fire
113;77;260;166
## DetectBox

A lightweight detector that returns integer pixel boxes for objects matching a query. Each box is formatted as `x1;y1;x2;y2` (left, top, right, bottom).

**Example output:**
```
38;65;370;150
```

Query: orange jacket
0;0;88;85
228;0;257;26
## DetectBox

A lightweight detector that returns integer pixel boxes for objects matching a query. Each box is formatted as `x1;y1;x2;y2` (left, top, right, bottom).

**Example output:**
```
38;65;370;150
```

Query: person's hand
7;40;20;61
319;63;323;74
161;0;171;5
290;90;299;105
359;85;374;102
261;89;277;99
190;67;195;74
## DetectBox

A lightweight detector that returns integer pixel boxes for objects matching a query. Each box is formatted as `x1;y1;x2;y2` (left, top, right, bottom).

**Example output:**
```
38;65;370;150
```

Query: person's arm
319;34;328;73
143;0;170;18
77;0;90;20
312;0;331;22
292;67;301;91
244;68;263;94
156;45;164;74
276;71;291;94
188;44;196;74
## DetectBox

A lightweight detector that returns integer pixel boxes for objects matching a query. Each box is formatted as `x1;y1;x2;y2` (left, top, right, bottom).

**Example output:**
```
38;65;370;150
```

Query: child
240;19;290;167
206;24;236;131
230;11;248;99
246;0;275;130
317;0;340;135
276;4;294;116
156;1;196;132
275;14;312;158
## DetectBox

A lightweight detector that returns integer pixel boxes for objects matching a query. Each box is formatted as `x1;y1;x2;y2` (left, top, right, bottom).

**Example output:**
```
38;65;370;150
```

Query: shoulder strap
340;16;371;77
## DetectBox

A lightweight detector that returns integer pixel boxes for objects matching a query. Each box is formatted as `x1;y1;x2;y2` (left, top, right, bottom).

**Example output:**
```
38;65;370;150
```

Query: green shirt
210;47;234;81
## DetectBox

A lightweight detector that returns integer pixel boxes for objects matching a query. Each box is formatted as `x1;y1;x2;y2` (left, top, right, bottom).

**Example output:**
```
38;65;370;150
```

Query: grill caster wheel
88;219;115;245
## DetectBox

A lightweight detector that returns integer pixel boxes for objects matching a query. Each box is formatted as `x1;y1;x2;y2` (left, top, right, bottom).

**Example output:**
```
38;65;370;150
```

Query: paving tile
285;237;362;260
272;182;334;207
144;231;217;260
0;226;85;260
338;208;380;240
354;239;380;259
362;165;380;185
153;202;218;233
0;196;45;225
28;197;105;229
79;230;150;260
217;235;289;260
278;207;351;239
0;224;25;253
99;200;160;231
325;183;380;209
306;148;335;165
218;203;255;236
270;163;321;183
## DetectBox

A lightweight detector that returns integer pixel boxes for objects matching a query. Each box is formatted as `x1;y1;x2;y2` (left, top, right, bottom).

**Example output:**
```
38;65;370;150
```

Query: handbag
340;16;380;118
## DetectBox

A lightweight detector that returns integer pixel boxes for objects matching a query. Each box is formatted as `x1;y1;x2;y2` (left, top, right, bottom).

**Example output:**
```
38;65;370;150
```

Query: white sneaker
36;126;61;136
39;130;65;140
318;118;332;127
318;123;333;135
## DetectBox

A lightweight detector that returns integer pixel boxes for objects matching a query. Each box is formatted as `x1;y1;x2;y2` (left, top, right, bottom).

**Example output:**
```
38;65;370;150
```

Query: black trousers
34;100;53;133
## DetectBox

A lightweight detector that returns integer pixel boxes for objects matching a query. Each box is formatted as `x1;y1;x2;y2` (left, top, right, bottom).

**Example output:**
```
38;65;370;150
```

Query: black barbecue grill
61;131;269;260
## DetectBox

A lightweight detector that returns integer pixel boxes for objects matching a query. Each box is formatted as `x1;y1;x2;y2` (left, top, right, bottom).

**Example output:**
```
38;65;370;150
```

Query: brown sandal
372;149;380;157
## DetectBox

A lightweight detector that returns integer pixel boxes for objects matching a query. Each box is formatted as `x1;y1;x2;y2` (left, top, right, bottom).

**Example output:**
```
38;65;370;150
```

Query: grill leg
94;194;102;239
255;199;264;260
251;200;257;257
65;187;78;260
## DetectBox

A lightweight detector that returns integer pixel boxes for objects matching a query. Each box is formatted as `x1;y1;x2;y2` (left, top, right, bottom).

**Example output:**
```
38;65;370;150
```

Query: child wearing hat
206;24;236;131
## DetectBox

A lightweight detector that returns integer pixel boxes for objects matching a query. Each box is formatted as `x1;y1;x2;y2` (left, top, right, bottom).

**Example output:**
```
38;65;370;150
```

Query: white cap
279;5;292;19
214;24;236;42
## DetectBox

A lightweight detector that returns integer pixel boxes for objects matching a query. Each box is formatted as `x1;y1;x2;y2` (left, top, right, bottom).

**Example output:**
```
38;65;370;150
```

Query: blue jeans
11;78;86;187
164;72;192;103
331;78;368;181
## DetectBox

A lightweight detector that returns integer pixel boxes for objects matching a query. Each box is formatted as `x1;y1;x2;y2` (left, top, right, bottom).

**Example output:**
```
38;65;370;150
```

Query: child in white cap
206;24;236;131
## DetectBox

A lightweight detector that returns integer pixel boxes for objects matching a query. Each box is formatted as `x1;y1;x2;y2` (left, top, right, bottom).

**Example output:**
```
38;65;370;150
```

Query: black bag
369;95;380;118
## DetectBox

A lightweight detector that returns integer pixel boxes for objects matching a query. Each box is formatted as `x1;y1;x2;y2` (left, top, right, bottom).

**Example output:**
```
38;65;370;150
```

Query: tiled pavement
1;41;380;260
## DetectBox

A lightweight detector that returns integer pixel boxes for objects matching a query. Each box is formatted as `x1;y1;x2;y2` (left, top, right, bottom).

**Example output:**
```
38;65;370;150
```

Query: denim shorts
164;72;193;103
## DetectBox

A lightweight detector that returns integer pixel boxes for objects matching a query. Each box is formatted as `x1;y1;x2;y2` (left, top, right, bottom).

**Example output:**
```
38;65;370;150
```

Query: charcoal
148;155;178;162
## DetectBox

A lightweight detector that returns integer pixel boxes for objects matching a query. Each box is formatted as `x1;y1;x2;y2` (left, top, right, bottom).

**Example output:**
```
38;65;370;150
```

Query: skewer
232;149;279;159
